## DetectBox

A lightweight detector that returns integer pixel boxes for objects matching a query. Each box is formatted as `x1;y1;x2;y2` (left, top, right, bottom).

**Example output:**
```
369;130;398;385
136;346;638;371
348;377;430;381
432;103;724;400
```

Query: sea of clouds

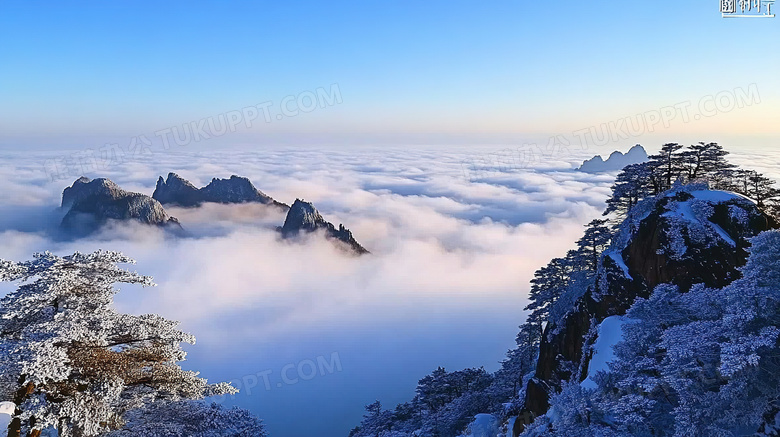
0;143;770;436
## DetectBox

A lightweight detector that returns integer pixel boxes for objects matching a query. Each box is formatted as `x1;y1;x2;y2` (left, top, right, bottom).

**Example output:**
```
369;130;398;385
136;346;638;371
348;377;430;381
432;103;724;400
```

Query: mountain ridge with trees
349;142;780;437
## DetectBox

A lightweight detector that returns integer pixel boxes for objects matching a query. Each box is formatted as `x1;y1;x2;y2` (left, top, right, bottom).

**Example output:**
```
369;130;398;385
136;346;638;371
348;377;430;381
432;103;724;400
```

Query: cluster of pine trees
349;364;526;437
606;142;779;216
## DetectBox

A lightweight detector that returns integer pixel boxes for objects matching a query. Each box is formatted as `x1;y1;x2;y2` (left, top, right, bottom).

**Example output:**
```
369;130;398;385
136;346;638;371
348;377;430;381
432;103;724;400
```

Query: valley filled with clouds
0;144;772;436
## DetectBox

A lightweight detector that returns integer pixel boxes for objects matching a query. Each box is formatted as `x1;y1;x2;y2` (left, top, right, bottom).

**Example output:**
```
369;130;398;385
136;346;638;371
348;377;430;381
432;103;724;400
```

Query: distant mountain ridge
577;144;647;172
153;173;288;209
58;175;368;254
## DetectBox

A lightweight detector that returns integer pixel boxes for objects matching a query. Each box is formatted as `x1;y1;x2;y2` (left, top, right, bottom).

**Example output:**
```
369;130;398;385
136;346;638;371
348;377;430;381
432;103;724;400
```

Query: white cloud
0;145;657;436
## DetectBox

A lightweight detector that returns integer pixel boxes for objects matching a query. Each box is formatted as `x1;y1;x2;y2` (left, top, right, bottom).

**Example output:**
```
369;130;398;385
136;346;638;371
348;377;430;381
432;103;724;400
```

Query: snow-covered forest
349;143;780;437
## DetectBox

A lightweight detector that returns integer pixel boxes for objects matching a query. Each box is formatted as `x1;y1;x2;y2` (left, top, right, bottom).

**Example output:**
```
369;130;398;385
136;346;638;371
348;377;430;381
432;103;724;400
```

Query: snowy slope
581;316;632;389
464;414;500;437
0;402;14;437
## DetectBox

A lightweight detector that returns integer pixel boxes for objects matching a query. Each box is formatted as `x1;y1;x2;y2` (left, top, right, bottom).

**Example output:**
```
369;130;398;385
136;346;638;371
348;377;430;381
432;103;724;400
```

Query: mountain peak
282;199;326;233
280;199;368;254
153;173;287;209
578;144;648;173
60;177;180;235
61;177;123;209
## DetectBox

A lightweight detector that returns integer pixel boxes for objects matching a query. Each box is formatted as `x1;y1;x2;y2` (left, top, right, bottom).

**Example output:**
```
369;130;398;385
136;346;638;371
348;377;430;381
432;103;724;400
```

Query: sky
1;1;779;150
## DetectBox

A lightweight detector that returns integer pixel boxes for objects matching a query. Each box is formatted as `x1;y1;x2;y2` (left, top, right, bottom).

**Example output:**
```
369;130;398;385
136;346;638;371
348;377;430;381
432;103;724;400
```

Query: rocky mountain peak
280;199;368;254
60;177;180;234
61;177;122;209
152;173;287;209
281;199;326;233
154;173;201;207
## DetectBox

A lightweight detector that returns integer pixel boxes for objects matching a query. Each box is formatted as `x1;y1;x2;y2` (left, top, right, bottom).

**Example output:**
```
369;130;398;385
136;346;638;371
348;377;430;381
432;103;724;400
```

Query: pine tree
732;168;752;194
523;257;571;334
364;400;383;418
748;171;779;207
604;163;653;217
681;142;735;188
0;251;237;437
649;143;685;190
575;219;612;272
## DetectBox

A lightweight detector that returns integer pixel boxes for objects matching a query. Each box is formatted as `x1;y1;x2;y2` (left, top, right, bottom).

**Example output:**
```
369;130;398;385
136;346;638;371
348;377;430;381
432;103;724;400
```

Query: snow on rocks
464;413;500;437
0;402;15;437
607;251;632;280
581;316;634;389
658;186;756;258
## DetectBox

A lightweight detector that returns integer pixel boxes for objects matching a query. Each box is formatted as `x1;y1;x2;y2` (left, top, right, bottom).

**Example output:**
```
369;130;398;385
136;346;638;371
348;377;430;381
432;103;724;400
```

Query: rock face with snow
577;144;648;173
60;177;181;233
622;189;772;292
153;173;288;209
280;199;369;254
0;402;13;437
514;186;777;435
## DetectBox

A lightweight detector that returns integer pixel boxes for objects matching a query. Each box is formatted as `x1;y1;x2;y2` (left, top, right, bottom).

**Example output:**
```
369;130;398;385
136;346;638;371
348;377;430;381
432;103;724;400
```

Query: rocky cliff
280;199;369;254
513;186;777;435
60;177;181;234
153;173;288;209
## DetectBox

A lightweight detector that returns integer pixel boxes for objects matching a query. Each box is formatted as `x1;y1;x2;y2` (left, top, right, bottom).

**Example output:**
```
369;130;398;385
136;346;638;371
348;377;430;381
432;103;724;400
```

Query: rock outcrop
513;186;777;435
577;144;648;173
280;199;369;254
60;177;181;234
153;173;288;209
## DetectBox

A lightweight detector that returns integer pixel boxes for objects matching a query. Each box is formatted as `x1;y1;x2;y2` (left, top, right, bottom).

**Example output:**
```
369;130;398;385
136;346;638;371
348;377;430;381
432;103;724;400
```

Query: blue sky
1;1;779;149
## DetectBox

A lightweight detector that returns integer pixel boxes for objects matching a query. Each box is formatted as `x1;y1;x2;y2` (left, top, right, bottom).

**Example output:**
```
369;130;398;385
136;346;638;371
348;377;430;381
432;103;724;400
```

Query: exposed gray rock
153;173;201;207
280;199;368;254
153;173;288;209
578;144;648;173
60;177;181;234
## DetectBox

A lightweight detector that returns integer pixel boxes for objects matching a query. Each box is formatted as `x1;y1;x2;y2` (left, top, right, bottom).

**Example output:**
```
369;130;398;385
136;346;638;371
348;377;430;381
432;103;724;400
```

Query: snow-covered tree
104;401;266;437
416;367;492;413
0;251;237;437
604;162;654;217
732;168;753;194
748;171;779;207
649;143;685;190
535;230;780;436
523;257;572;336
681;142;734;184
575;219;612;273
